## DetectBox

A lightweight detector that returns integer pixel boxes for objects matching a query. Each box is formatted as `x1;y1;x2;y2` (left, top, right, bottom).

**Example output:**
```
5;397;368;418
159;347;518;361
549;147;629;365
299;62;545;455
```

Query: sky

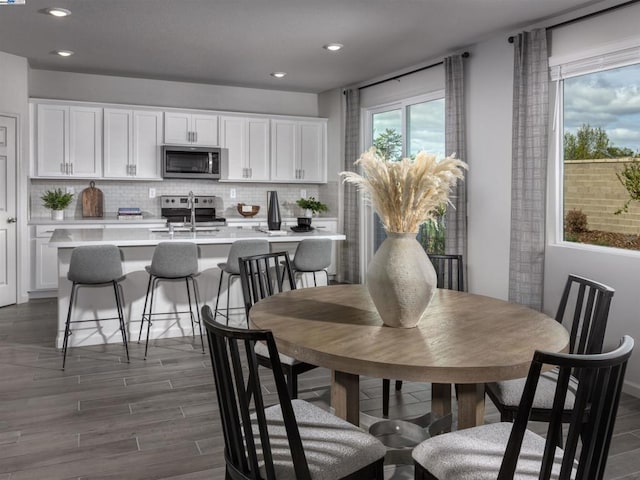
372;98;445;159
564;63;640;154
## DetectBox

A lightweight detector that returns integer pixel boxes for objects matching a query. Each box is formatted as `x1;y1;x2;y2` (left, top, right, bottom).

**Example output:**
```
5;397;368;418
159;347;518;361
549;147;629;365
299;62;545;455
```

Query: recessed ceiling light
45;7;72;17
270;72;286;78
53;50;74;57
323;43;343;52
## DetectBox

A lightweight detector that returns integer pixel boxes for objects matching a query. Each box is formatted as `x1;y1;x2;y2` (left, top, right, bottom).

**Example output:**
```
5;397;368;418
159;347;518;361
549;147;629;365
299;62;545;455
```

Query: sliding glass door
362;93;445;269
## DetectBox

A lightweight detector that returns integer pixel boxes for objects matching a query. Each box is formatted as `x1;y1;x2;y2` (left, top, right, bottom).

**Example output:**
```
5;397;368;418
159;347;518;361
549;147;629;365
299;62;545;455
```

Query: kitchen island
49;226;345;349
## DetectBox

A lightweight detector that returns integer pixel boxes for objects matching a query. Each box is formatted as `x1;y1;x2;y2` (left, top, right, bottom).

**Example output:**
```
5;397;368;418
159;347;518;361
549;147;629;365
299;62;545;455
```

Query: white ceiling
0;0;609;93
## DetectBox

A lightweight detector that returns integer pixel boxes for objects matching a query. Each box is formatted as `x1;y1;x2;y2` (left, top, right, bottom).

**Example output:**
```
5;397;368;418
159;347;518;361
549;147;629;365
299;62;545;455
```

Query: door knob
7;217;17;223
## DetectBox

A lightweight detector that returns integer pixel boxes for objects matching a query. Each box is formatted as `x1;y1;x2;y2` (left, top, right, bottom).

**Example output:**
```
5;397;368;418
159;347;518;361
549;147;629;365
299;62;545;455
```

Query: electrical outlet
300;189;307;199
66;187;74;195
148;188;156;199
230;188;236;199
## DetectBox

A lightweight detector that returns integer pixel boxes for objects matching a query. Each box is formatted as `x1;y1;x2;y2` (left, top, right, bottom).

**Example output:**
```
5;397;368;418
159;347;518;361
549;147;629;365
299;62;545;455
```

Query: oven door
162;147;221;179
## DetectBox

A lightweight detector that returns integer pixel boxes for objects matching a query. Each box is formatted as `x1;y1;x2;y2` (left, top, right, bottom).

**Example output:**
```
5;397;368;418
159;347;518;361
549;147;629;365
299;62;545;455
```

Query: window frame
360;90;445;275
551;56;640;258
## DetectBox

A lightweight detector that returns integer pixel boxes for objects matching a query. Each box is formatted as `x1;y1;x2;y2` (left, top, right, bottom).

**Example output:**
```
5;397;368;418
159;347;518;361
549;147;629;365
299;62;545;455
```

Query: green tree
373;128;402;161
564;123;638;159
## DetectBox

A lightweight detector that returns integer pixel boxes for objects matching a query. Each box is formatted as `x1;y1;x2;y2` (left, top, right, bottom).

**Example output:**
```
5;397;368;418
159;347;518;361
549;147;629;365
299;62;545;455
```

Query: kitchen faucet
188;191;196;231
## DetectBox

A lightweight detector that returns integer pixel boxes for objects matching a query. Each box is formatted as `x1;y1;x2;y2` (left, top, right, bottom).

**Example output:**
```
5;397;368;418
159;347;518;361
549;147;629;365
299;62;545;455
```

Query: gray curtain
508;29;549;310
444;55;468;290
340;88;361;284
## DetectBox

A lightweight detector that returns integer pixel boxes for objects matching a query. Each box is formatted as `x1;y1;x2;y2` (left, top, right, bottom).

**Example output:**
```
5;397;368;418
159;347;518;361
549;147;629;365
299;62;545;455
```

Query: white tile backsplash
30;179;336;220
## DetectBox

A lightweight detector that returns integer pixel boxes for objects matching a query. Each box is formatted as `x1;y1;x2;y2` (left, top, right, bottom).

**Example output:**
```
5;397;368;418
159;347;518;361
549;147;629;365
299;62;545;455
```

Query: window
560;62;640;251
364;94;445;255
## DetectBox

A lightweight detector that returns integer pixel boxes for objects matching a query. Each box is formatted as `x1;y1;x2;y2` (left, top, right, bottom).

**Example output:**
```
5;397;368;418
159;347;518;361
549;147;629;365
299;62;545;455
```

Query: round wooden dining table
249;284;570;429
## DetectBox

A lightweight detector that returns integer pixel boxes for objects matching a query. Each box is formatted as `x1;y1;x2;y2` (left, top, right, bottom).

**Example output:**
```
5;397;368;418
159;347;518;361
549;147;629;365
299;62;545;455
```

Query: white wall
465;36;514;300
29;70;319;117
0;51;29;303
543;2;640;395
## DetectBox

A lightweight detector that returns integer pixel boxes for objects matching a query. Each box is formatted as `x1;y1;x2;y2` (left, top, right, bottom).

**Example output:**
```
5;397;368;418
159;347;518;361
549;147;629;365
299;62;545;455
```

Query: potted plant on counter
296;197;328;217
42;188;74;220
295;197;328;229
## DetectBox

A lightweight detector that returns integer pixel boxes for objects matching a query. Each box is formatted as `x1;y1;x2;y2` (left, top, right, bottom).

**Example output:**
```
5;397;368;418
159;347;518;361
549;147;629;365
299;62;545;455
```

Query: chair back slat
498;336;634;480
428;254;464;291
239;252;296;319
201;306;312;480
556;274;615;355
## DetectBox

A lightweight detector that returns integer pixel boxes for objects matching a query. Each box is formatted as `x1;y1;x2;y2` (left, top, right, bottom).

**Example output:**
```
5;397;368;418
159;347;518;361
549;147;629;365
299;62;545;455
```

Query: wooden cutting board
81;181;104;218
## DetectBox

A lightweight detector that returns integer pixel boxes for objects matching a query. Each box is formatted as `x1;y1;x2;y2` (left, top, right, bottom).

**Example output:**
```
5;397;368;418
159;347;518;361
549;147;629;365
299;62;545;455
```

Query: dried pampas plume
341;148;468;233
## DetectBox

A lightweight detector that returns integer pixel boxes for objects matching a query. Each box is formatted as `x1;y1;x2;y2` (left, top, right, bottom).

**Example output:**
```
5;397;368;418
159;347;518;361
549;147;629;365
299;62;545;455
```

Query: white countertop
49;226;345;247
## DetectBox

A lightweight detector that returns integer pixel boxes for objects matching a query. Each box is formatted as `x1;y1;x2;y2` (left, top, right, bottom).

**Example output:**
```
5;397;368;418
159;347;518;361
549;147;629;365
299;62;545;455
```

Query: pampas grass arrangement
341;148;468;233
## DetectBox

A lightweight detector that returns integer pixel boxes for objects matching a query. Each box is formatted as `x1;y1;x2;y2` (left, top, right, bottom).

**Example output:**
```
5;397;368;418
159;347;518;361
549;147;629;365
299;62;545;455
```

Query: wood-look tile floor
2;298;640;479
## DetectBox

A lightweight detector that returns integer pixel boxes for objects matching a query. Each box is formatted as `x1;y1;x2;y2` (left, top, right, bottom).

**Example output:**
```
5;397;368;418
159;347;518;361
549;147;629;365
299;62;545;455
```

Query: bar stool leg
62;282;78;370
113;281;130;363
190;276;205;353
138;274;153;343
185;277;195;337
213;271;225;322
144;276;159;359
225;273;234;325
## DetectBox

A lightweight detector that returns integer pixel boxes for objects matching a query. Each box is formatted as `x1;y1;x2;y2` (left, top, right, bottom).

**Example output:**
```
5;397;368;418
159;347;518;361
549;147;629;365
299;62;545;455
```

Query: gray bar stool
137;242;203;358
62;245;129;369
213;239;269;324
290;238;332;286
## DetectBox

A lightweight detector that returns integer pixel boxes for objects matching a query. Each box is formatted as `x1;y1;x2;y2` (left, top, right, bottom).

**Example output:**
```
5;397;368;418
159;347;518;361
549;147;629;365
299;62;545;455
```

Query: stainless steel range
161;194;226;226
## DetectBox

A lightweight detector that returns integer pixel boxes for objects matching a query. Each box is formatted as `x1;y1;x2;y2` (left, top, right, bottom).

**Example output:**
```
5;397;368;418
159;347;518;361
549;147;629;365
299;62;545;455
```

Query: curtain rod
508;0;640;43
357;51;469;91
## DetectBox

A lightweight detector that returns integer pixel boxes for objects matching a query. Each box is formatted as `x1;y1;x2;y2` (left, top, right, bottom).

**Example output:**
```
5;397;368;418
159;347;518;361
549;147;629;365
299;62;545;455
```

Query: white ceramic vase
51;209;64;221
366;232;437;328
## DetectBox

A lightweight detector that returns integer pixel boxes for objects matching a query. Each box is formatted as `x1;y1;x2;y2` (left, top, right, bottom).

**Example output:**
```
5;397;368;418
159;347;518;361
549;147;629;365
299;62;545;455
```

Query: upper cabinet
220;116;270;181
104;108;163;179
164;112;218;146
36;104;102;178
32;101;327;183
270;119;326;183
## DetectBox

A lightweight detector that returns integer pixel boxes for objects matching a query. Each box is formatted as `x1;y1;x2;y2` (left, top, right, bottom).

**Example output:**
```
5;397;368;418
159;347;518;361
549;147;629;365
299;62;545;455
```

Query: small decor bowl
237;203;260;217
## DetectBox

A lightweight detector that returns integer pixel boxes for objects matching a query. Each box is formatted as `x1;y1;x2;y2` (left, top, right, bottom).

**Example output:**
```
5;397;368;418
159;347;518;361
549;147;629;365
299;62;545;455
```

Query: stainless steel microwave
162;145;226;179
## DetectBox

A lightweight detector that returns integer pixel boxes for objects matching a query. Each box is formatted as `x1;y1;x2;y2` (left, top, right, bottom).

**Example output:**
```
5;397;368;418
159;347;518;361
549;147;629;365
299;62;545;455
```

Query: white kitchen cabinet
36;104;102;178
220;116;270;181
104;108;163;179
164;112;218;146
270;119;326;183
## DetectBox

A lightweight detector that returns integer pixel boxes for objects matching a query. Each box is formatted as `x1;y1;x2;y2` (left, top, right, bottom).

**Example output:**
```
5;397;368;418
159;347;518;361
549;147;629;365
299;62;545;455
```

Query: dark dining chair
413;335;634;479
485;274;615;430
382;253;464;417
238;251;317;399
201;306;386;479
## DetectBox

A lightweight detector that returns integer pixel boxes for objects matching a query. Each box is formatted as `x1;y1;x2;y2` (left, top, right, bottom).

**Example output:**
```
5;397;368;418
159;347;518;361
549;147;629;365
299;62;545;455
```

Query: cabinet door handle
70;163;73;175
301;169;304;179
194;131;198;143
133;164;137;175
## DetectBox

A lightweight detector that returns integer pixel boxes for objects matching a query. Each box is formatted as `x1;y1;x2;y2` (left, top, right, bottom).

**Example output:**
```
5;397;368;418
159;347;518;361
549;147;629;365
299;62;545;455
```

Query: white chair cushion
255;399;386;480
254;341;303;366
487;368;578;410
412;422;574;480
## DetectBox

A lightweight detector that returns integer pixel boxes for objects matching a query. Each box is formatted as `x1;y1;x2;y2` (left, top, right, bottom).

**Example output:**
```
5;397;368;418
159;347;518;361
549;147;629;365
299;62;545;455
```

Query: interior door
0;115;17;307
